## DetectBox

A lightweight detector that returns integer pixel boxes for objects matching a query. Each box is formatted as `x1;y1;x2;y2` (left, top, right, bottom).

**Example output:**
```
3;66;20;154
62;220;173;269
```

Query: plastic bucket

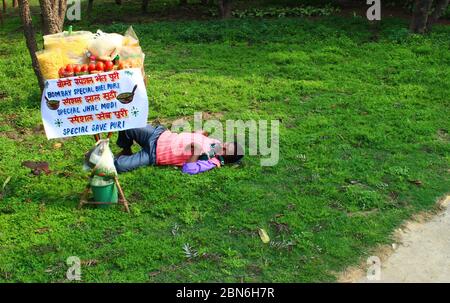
91;181;118;208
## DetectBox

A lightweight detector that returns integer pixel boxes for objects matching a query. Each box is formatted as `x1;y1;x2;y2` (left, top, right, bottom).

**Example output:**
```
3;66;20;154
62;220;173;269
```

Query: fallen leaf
35;227;50;234
408;180;422;186
53;143;62;149
148;270;161;277
258;228;270;244
2;176;11;190
81;259;99;266
22;161;51;175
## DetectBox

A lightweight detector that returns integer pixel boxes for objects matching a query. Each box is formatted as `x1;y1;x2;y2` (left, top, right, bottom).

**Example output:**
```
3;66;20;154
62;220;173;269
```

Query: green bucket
91;177;118;208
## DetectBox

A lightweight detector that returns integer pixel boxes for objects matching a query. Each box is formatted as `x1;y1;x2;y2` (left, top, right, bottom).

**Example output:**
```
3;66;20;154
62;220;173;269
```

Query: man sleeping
113;124;244;174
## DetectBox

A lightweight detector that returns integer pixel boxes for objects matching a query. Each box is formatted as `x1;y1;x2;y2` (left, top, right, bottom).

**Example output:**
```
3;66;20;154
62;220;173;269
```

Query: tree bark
39;0;67;35
18;0;44;92
410;0;434;33
426;0;449;30
13;0;18;8
2;0;6;12
87;0;93;14
218;0;231;18
142;0;149;13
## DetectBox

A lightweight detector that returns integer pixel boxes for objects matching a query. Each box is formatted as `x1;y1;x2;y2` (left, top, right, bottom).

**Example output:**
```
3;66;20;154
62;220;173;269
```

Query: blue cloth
114;125;166;173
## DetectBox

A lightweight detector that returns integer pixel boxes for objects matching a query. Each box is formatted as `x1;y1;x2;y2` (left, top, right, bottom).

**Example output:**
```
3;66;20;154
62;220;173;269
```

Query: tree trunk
13;0;18;8
39;0;67;35
18;0;44;92
410;0;434;33
142;0;149;13
87;0;93;15
218;0;231;18
2;0;6;12
426;0;449;30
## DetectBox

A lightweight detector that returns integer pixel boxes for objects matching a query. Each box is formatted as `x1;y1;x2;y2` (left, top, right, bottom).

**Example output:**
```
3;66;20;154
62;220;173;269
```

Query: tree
142;0;150;13
18;0;68;92
410;0;449;33
218;0;232;18
39;0;67;35
427;0;449;30
18;0;45;91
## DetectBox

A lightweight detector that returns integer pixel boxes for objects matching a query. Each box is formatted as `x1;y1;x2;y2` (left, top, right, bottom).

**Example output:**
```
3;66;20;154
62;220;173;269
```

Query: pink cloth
156;130;222;167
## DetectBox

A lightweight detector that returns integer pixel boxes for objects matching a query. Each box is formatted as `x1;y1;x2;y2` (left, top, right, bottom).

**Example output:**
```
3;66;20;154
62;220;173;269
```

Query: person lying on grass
113;124;244;174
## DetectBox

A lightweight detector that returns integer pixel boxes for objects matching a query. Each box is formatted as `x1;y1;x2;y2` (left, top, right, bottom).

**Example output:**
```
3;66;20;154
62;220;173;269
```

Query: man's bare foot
116;148;133;158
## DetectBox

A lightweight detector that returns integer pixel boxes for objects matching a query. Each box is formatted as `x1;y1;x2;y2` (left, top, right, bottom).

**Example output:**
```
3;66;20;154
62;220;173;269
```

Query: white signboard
41;68;148;139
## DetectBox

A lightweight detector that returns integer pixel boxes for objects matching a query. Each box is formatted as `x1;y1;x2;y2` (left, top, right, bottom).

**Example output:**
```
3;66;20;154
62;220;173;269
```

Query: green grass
0;7;449;282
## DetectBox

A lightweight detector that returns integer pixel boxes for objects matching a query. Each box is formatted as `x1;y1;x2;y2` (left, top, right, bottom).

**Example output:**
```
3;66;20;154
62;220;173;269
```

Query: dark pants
114;125;166;173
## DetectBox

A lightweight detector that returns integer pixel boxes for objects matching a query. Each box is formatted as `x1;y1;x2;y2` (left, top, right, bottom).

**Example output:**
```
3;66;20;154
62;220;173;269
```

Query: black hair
222;141;244;164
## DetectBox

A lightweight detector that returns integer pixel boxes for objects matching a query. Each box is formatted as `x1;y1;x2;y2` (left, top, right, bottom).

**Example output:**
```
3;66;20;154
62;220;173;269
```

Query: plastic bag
44;30;93;65
88;30;124;61
123;26;140;47
90;175;114;187
120;26;145;78
83;139;117;177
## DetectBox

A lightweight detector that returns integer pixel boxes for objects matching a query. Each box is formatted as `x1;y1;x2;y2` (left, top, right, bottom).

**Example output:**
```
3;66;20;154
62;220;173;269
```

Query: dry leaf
35;227;50;234
258;228;270;244
408;180;422;186
53;143;62;149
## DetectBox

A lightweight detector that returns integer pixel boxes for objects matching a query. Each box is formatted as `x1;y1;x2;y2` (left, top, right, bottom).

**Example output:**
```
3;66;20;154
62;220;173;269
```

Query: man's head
220;141;244;164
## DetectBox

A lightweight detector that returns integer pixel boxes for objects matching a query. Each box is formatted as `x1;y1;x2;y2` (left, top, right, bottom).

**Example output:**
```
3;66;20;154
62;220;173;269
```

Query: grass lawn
0;2;449;282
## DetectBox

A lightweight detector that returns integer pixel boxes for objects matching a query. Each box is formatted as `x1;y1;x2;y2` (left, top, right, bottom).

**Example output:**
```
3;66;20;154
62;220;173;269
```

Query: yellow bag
44;30;93;65
36;49;64;80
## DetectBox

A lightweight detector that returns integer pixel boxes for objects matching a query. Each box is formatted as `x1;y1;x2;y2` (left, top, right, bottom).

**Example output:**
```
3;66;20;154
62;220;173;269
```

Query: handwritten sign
41;68;148;139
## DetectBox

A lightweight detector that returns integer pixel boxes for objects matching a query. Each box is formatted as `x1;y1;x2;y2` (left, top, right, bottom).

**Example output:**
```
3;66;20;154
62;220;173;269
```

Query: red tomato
73;65;81;74
104;61;114;71
65;64;73;73
58;67;65;77
96;62;105;72
88;63;96;72
80;64;88;72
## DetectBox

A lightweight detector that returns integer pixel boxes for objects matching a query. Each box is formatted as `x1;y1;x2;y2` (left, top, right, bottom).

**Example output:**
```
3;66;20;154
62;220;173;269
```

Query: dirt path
356;196;450;283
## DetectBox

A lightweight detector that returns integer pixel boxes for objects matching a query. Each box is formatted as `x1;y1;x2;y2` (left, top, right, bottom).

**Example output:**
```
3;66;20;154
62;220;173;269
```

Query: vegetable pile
37;27;145;80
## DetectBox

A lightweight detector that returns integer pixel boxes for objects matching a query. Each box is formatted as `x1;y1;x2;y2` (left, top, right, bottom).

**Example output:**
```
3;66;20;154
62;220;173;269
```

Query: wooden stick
114;176;129;213
78;183;91;209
